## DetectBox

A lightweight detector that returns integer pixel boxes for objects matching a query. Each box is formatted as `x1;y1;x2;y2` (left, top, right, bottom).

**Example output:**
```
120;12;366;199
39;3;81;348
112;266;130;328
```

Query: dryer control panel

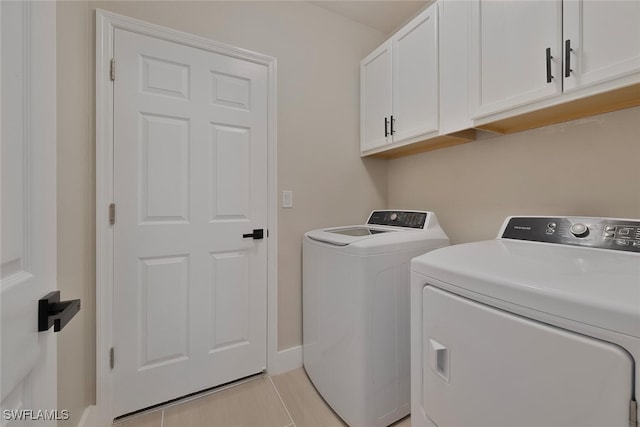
367;210;428;229
501;216;640;253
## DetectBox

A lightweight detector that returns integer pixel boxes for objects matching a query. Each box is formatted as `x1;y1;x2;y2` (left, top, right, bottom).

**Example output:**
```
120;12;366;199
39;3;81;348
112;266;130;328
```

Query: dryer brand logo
514;226;532;230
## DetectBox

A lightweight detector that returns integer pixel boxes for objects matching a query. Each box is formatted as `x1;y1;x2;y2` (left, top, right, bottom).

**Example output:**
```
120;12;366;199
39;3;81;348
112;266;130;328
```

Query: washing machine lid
412;216;640;338
305;226;395;246
326;227;392;237
304;210;450;254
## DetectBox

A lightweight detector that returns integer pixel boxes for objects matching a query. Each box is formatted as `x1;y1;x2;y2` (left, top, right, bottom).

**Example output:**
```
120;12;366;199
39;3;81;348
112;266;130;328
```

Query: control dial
389;213;398;221
570;223;590;238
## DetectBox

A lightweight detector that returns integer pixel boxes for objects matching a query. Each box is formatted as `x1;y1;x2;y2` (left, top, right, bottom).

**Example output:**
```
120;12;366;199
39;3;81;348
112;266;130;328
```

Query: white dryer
303;210;449;427
411;216;640;427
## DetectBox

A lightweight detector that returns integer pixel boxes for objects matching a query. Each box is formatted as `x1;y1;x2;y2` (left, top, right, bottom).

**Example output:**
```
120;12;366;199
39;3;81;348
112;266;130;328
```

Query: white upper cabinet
361;4;439;154
563;0;640;92
469;0;563;118
470;0;640;122
392;6;439;143
361;41;392;152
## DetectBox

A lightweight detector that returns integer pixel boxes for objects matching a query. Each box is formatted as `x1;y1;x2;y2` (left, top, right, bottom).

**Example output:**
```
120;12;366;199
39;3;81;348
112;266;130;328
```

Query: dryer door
422;286;633;427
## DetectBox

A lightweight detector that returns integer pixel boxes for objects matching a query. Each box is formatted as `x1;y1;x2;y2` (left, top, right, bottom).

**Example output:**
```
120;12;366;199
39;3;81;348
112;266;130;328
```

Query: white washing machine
411;216;640;427
303;210;449;427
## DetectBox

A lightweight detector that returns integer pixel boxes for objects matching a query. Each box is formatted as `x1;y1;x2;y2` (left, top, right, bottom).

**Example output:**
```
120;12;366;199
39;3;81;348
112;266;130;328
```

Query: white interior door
1;1;57;425
112;28;268;416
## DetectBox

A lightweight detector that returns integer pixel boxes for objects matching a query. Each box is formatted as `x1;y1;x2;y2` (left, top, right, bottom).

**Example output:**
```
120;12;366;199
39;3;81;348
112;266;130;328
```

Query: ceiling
309;1;431;34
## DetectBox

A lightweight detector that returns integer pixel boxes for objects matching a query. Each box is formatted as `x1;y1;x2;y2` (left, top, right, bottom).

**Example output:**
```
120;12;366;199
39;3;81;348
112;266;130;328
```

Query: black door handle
243;229;264;240
38;291;81;332
384;117;389;137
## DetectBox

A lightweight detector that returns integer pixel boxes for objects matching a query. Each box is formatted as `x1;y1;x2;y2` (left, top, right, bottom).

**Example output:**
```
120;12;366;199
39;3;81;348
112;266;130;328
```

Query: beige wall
56;1;387;424
388;106;640;244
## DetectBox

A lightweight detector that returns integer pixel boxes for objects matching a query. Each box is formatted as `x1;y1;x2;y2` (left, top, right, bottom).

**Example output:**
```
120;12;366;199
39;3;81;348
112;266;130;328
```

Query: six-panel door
112;28;268;416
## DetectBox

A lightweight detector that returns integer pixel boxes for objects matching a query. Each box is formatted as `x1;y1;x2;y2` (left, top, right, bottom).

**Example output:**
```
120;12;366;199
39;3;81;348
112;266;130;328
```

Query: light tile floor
113;368;411;427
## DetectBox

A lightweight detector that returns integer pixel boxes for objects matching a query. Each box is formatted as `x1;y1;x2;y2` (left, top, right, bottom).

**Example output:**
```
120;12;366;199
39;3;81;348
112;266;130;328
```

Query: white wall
57;2;387;425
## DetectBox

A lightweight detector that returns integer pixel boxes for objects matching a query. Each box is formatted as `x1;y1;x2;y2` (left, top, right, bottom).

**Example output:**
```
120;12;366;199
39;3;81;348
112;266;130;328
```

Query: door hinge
109;347;115;370
109;203;116;225
110;59;115;81
631;399;638;427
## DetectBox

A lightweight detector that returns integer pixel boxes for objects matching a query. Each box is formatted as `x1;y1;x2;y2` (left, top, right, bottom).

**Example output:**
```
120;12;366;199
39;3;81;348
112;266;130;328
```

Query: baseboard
76;405;97;427
270;345;302;376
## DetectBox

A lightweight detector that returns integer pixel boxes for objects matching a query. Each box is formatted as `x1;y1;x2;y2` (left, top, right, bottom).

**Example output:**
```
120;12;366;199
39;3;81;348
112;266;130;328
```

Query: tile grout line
268;375;297;427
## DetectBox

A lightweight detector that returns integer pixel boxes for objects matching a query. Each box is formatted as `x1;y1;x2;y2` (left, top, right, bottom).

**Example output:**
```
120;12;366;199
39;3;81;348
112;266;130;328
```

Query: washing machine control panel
501;217;640;252
367;210;428;229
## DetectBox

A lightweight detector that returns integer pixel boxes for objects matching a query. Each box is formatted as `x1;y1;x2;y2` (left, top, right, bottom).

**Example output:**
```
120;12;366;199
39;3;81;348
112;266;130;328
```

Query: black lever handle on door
243;229;264;240
38;291;81;332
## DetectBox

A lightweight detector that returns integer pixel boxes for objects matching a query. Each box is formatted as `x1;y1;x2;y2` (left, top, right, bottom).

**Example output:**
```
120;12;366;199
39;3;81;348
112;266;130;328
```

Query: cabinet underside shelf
475;83;640;135
366;129;477;159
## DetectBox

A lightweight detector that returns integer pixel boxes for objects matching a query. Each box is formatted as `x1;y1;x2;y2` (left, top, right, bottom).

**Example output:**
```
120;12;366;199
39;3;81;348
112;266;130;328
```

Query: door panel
113;29;268;416
138;255;189;369
1;0;57;422
211;125;251;219
140;114;190;223
422;286;633;427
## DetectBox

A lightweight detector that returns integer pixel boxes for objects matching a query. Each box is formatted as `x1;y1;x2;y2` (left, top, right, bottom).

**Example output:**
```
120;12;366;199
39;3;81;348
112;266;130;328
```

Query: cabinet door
563;0;640;92
361;41;392;152
470;0;563;118
392;5;439;143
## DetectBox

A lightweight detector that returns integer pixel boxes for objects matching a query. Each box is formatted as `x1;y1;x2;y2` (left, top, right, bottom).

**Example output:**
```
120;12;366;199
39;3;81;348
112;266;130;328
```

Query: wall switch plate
282;191;293;208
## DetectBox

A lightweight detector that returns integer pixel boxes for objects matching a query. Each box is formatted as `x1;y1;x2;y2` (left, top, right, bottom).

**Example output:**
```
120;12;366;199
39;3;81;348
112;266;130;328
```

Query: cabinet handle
384;117;389;137
546;48;553;83
390;115;395;135
565;39;573;78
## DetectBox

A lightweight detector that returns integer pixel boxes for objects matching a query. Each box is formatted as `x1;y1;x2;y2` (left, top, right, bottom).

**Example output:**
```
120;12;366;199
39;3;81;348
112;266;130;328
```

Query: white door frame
95;10;278;426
